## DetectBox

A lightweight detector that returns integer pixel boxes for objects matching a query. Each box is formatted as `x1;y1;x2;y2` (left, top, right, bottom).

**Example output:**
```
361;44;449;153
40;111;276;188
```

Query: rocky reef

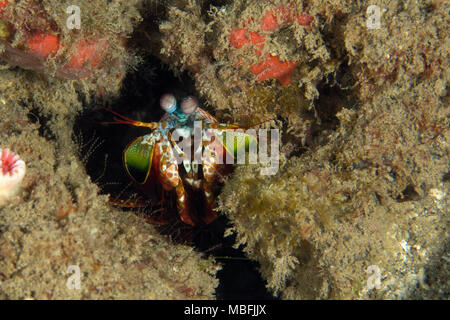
155;0;449;299
0;0;219;299
214;0;448;299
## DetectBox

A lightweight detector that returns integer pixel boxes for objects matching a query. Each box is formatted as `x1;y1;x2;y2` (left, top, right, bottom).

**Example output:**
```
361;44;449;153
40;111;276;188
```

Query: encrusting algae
156;0;449;299
0;0;220;300
214;0;449;299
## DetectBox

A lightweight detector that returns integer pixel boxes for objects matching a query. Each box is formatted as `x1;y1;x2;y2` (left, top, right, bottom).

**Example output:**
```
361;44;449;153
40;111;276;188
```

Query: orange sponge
250;54;299;86
66;39;107;69
27;33;60;58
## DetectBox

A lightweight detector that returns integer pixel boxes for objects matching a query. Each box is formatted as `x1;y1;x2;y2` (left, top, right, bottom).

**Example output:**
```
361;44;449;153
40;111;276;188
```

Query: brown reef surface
0;0;448;299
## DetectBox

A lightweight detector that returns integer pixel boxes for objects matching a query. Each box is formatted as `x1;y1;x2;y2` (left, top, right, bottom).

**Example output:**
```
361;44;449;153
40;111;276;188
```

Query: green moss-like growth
0;0;221;300
220;89;448;298
152;0;449;299
0;0;143;159
218;0;448;299
0;98;220;300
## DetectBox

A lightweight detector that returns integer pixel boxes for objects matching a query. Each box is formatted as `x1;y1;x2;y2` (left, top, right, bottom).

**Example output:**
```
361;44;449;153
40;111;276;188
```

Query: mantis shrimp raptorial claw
103;94;258;226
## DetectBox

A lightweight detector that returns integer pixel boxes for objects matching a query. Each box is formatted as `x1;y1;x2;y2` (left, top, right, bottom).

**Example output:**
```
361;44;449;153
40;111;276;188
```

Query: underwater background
0;0;448;299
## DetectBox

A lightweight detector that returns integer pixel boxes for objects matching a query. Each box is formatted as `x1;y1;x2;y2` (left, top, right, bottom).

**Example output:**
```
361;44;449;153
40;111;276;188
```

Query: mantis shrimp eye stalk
180;96;198;115
160;93;177;113
160;93;197;122
0;148;26;206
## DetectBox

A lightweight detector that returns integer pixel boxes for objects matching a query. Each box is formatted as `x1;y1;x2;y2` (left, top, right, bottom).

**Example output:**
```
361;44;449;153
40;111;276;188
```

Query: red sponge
27;34;60;58
66;39;107;69
250;54;299;86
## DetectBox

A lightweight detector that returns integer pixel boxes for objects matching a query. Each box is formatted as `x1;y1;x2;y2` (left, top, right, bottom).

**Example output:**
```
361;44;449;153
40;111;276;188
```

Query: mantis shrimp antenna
99;107;169;129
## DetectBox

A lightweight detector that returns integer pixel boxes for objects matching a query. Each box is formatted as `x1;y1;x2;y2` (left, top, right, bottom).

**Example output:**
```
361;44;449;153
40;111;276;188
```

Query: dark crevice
396;184;421;202
315;59;358;130
443;172;450;182
287;60;358;159
27;106;57;141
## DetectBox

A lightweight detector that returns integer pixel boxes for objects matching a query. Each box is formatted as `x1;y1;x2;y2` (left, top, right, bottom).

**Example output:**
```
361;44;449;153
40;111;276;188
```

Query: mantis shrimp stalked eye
103;94;258;226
